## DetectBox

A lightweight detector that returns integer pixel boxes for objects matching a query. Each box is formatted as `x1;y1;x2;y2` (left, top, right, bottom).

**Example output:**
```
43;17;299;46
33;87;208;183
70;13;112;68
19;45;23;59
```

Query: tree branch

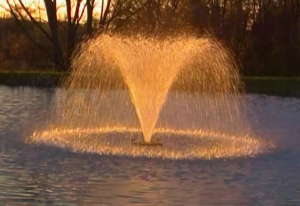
16;0;53;43
74;3;86;33
5;0;47;51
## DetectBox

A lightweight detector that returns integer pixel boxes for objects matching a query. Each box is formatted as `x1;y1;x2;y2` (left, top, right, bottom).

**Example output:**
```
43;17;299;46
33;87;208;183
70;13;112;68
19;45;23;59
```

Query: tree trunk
44;0;65;70
86;0;94;34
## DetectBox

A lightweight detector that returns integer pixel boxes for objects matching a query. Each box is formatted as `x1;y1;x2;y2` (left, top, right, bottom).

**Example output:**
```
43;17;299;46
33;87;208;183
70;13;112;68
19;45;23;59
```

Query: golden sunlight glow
0;0;107;22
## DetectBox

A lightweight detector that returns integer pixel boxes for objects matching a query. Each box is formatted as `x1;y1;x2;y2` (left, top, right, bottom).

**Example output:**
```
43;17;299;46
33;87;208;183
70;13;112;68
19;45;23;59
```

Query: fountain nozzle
131;139;163;146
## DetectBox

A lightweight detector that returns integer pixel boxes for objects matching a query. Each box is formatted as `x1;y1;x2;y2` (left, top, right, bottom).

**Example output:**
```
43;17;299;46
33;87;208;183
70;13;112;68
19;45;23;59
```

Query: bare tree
5;0;86;70
97;0;146;31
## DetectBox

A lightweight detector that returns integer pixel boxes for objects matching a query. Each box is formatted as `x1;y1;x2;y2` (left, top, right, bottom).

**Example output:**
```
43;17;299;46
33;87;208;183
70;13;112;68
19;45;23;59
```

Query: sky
0;0;106;22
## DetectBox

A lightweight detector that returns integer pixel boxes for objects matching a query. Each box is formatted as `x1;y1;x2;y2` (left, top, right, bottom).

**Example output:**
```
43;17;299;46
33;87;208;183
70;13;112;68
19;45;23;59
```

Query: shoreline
0;71;300;97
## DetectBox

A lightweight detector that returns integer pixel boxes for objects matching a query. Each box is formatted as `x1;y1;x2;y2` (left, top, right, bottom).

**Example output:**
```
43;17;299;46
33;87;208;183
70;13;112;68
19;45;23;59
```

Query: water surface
0;86;299;205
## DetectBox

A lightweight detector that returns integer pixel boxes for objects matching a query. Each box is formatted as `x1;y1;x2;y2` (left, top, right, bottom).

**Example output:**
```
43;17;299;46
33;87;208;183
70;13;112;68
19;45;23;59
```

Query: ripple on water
30;127;274;160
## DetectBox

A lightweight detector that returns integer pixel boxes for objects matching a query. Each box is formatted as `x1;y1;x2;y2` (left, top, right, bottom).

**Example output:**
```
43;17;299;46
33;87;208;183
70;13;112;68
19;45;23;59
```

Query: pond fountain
31;33;273;159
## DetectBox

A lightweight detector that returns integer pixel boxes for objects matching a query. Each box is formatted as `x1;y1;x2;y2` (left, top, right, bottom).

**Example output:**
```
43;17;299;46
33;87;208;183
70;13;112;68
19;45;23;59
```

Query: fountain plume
58;33;243;143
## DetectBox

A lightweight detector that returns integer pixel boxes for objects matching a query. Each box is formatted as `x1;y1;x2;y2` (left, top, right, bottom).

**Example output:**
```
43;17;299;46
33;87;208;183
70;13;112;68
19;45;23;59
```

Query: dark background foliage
1;0;299;76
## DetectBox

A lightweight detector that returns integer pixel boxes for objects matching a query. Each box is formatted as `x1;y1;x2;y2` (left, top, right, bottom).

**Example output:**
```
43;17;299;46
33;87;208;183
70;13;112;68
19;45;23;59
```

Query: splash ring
30;127;274;160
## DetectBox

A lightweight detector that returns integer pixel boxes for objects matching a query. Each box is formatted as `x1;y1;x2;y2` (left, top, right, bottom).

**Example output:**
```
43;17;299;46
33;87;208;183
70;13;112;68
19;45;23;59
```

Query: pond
0;86;299;205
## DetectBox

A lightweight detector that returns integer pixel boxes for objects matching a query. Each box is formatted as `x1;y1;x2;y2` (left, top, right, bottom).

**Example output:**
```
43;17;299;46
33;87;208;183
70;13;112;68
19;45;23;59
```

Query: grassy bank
0;71;68;87
0;71;300;97
242;77;300;97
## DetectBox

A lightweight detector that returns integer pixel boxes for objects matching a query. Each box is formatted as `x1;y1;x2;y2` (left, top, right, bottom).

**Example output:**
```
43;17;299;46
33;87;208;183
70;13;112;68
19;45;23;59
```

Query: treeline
0;0;300;76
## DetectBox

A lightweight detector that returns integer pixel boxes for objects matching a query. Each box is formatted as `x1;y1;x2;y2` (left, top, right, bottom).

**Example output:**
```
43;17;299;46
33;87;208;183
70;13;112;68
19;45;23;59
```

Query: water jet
30;32;273;159
61;33;243;143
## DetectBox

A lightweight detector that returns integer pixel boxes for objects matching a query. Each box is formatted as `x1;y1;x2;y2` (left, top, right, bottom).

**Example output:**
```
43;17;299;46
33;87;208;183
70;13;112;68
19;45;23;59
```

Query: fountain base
131;139;163;146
